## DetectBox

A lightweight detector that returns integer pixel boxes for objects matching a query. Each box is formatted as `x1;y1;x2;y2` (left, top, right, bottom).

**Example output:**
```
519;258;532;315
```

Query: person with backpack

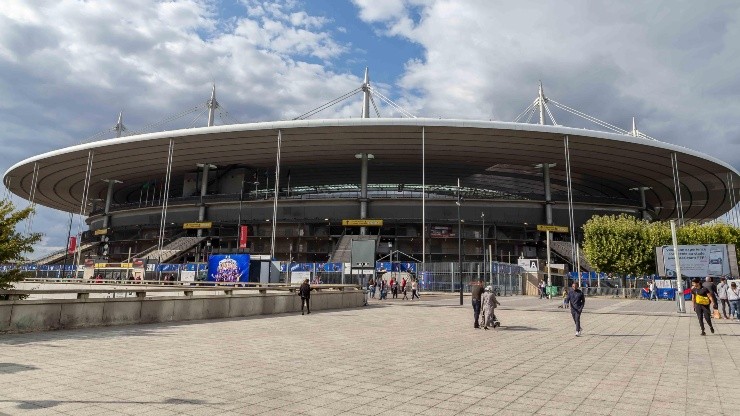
727;281;740;320
692;277;715;335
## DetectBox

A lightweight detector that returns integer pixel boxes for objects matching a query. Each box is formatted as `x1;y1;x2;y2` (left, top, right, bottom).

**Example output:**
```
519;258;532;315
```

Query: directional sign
183;222;213;229
342;219;384;227
536;224;569;233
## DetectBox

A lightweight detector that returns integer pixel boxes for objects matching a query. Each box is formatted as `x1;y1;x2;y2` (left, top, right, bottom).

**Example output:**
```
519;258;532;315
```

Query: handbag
694;293;710;305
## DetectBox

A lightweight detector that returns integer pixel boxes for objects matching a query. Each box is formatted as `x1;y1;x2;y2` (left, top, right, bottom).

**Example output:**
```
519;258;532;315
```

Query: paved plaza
1;295;739;416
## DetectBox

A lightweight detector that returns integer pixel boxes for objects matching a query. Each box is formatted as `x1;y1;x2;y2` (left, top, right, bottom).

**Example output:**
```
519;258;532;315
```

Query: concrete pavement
1;295;739;415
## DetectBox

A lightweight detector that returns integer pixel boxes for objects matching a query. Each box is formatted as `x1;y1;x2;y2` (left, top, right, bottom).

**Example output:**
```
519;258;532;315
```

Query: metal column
197;163;213;237
359;153;369;235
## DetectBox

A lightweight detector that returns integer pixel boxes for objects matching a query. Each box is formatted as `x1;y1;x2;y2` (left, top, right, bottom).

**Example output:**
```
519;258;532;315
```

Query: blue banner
316;262;342;272
182;263;206;272
208;254;250;282
156;264;180;272
289;263;313;272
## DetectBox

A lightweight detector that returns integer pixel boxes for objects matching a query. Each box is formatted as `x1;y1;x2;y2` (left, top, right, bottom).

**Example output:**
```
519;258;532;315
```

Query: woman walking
691;277;715;335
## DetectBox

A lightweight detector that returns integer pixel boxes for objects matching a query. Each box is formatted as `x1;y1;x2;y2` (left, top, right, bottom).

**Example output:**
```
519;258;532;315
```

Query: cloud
0;0;360;255
352;0;740;167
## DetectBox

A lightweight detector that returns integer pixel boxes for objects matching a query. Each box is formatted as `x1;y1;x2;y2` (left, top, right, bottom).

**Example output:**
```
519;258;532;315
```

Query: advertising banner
239;225;248;249
430;225;454;238
316;263;342;272
518;258;539;272
207;254;250;282
68;236;77;253
656;244;738;277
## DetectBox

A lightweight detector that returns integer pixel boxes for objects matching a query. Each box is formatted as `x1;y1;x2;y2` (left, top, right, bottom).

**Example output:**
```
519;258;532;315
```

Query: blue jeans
650;290;657;300
730;300;740;319
472;300;481;327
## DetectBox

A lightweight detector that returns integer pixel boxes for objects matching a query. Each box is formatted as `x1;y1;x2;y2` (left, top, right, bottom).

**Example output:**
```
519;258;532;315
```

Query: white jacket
727;286;740;301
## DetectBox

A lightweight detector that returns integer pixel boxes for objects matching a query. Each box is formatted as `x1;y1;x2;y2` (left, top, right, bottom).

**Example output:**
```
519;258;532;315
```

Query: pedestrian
471;280;485;328
299;278;312;315
401;277;407;293
392;277;398;299
482;285;501;329
559;286;569;309
703;276;719;314
649;280;658;301
369;278;376;298
692;277;715;335
567;282;585;336
411;278;420;300
717;277;730;319
402;281;409;300
727;281;740;320
380;279;387;300
539;280;545;299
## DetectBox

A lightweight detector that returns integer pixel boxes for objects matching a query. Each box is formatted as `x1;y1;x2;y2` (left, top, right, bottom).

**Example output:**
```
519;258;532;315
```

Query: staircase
34;242;98;265
142;237;206;263
549;240;593;272
330;234;379;263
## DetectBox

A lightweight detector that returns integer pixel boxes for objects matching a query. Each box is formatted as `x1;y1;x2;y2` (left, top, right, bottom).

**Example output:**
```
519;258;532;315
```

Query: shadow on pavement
499;325;540;331
5;397;215;410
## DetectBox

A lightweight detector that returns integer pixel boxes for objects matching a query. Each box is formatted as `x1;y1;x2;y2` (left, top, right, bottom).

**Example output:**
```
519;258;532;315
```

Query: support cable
369;94;381;118
543;101;559;126
368;87;417;118
25;163;40;235
73;151;94;273
293;88;363;120
127;105;202;136
514;100;538;123
156;139;175;263
564;136;577;271
548;100;630;135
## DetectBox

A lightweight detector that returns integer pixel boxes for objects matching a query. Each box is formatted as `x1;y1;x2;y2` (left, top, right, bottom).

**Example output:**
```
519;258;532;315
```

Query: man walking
717;277;730;319
299;278;312;315
692;277;715;335
567;282;585;336
411;278;420;300
471;280;485;329
649;280;658;301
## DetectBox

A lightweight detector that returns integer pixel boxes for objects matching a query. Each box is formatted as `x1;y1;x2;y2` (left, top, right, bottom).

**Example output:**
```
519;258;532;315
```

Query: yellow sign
537;224;569;233
94;228;108;236
183;222;213;229
342;219;384;227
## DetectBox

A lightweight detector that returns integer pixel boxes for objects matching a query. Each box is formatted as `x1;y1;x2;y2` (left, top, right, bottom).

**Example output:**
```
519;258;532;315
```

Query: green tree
0;199;42;296
582;214;740;276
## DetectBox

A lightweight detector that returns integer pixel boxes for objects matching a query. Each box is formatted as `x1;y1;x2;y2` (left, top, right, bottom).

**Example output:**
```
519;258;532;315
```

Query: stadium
4;71;740;282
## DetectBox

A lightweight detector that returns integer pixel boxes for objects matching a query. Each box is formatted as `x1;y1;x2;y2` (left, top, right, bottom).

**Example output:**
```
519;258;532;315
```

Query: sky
2;0;740;258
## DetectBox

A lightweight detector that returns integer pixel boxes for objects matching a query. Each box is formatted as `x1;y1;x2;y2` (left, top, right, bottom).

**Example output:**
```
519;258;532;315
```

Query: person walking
717;277;730;319
649;280;658;301
369;278;376;299
703;276;719;315
567;282;585;336
471;280;485;329
559;286;569;309
482;285;501;329
692;277;715;335
539;280;545;299
727;281;740;320
411;278;420;300
299;278;312;315
391;277;398;299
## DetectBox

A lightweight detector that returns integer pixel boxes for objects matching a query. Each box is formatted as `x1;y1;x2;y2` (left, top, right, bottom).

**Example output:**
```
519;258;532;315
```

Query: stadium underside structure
6;116;740;268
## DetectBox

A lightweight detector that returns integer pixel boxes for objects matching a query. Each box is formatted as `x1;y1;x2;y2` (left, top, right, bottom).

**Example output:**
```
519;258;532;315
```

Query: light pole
481;212;485;285
457;178;463;306
237;176;245;252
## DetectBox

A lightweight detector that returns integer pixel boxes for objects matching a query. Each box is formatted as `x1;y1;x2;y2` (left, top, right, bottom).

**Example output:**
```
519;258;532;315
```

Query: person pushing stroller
481;285;501;329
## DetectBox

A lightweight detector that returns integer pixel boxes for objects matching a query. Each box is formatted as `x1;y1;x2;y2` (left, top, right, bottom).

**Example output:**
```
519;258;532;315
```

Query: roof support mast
207;84;219;127
359;68;371;235
538;81;545;125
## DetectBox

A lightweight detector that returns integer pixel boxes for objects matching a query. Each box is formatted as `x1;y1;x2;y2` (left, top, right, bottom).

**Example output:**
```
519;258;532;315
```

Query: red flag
239;225;248;249
68;236;77;253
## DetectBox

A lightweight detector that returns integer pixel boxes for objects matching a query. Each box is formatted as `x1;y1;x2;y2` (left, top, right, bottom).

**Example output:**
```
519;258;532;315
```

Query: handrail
0;282;362;301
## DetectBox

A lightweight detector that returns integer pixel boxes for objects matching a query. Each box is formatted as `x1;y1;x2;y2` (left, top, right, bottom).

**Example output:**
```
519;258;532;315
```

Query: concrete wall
0;290;364;334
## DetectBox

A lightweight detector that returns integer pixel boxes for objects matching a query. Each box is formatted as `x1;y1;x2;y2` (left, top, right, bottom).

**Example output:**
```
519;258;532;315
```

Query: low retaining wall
0;290;364;334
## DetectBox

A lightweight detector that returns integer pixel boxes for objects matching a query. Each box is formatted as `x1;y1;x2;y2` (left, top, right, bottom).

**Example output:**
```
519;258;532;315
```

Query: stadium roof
5;118;739;221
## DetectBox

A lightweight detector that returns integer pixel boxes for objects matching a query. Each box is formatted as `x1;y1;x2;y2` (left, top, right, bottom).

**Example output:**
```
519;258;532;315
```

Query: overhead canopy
5;118;738;221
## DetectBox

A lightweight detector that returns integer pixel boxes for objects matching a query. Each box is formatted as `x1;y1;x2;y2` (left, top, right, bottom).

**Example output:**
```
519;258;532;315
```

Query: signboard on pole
67;236;77;253
351;240;376;268
656;244;738;277
536;224;569;233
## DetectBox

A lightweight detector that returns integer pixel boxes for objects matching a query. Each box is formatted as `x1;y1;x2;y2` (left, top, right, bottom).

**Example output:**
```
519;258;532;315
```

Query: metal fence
419;262;522;295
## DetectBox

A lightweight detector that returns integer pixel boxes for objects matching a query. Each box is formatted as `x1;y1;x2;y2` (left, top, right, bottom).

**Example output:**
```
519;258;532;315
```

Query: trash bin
546;286;559;297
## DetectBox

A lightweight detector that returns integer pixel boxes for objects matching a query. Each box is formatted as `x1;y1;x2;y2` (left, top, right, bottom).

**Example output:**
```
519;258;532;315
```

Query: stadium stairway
33;242;99;265
142;236;206;263
549;240;593;272
330;234;379;263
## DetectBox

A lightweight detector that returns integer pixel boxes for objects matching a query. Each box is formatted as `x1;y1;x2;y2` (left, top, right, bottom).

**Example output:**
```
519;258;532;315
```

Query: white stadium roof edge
5;117;740;221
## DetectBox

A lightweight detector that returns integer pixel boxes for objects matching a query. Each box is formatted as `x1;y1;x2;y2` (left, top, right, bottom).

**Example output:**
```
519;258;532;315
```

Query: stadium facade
5;73;740;272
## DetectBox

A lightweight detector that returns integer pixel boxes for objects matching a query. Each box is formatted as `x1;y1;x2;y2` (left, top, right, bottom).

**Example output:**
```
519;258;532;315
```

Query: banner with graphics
656;244;738;278
207;254;250;282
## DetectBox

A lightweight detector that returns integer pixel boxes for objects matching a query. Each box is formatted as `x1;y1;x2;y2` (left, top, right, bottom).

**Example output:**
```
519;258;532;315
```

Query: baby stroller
481;310;501;329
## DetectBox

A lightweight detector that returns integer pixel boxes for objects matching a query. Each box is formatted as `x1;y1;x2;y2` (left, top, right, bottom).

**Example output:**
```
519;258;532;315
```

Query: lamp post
481;212;486;285
457;178;463;306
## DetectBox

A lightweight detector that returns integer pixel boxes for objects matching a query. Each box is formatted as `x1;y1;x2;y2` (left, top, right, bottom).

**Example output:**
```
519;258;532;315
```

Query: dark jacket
567;289;585;313
299;283;311;299
471;285;485;302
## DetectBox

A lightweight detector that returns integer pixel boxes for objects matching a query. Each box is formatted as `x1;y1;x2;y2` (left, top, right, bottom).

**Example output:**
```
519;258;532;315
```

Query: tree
582;214;740;276
0;199;42;297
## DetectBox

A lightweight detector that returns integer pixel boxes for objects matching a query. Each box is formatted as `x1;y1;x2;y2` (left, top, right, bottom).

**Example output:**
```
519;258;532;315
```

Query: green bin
546;285;560;296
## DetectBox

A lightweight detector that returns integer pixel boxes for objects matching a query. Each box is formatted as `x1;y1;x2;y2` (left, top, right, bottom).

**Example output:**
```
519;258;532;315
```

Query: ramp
550;240;593;272
34;242;98;265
